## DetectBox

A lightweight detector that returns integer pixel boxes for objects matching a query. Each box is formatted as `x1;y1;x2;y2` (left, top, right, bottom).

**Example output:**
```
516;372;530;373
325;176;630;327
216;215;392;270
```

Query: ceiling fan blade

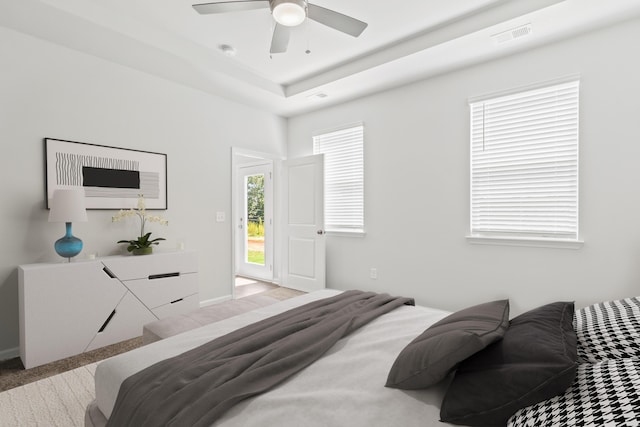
192;0;268;15
307;3;368;37
270;24;290;54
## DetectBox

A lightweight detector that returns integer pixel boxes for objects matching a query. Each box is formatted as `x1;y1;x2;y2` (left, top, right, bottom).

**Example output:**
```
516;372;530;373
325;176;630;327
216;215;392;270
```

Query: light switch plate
216;212;225;222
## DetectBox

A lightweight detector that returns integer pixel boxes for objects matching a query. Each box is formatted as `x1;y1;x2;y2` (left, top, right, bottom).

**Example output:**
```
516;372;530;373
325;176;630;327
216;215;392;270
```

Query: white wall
288;18;640;316
0;27;287;357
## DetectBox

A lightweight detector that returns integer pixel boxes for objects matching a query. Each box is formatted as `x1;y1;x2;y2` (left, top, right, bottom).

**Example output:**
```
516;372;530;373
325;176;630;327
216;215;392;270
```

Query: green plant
247;220;264;237
117;232;165;252
247;175;264;222
112;195;168;252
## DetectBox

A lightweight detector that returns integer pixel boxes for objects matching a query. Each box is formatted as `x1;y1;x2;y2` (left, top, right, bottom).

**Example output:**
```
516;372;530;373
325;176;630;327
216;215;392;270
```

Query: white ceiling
2;0;640;117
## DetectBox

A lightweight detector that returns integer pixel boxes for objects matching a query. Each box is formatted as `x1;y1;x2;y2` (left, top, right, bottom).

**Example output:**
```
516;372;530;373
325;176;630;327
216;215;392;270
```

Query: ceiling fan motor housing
270;0;308;27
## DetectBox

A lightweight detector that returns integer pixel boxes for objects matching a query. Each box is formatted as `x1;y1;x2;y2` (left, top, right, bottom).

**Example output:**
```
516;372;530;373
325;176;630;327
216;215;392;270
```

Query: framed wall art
45;138;167;210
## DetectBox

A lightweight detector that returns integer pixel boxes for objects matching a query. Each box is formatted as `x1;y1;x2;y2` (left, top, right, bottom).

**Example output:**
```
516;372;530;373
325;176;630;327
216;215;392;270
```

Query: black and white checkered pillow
508;358;640;427
574;297;640;362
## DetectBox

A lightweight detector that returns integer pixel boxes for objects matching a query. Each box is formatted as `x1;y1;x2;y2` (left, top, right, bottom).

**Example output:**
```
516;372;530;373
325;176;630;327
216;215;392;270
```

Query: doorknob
317;230;325;235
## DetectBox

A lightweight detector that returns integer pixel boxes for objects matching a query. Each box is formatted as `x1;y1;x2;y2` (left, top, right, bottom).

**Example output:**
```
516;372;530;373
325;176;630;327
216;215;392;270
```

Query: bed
85;289;640;427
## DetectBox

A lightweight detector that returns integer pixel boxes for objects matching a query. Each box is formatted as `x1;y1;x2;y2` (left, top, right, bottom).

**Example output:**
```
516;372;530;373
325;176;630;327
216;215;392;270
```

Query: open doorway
232;149;276;298
231;149;326;298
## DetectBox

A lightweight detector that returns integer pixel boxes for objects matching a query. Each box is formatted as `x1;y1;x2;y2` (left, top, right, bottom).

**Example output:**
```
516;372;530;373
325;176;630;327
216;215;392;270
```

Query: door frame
231;148;282;298
235;162;273;281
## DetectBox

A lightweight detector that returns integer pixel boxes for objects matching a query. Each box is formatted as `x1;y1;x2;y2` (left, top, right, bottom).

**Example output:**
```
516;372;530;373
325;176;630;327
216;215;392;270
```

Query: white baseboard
199;295;232;308
0;346;19;362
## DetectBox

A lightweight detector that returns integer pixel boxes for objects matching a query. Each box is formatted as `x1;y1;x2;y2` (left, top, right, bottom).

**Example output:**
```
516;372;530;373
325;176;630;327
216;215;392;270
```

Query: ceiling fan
192;0;368;54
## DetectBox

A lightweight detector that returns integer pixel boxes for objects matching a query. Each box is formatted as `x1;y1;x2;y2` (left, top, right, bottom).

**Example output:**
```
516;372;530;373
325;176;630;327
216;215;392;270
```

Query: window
313;124;364;234
469;79;580;243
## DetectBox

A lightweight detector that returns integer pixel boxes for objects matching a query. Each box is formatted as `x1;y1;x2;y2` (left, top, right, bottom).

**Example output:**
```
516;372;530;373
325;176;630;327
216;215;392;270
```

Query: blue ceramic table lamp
48;189;88;261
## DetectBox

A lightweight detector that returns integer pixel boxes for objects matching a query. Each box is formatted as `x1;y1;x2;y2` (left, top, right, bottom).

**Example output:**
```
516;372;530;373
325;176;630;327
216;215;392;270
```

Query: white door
236;162;273;281
281;155;325;292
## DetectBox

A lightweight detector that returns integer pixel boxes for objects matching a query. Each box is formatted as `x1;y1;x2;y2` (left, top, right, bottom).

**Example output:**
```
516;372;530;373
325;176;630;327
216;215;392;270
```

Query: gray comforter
106;290;414;427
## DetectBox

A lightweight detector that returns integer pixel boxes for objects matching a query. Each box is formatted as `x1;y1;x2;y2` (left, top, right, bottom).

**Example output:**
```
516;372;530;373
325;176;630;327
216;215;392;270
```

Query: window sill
466;235;584;249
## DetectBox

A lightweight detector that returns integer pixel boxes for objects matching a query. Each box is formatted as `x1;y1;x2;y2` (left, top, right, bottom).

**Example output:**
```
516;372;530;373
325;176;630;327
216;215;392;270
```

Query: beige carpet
0;337;142;392
0;363;96;427
260;286;306;300
235;279;279;298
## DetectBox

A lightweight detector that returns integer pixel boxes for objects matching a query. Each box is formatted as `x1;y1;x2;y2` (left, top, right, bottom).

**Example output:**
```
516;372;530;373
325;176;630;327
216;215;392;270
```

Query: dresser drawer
123;272;198;309
102;251;197;280
151;293;199;319
85;291;157;352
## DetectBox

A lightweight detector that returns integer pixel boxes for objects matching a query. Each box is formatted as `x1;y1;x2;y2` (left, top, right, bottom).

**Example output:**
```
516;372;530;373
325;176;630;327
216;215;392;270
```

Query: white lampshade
272;0;306;27
48;189;88;223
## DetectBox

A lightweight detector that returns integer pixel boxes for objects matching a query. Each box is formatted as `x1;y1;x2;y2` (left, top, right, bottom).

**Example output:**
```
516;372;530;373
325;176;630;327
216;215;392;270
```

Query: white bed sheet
95;289;457;427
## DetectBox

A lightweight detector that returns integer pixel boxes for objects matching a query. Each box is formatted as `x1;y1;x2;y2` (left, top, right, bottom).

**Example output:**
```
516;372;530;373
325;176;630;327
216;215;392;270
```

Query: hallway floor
235;276;278;298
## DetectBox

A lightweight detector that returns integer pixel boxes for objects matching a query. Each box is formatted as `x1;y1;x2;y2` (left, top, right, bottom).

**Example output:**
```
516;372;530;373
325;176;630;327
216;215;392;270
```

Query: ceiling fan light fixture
272;0;306;27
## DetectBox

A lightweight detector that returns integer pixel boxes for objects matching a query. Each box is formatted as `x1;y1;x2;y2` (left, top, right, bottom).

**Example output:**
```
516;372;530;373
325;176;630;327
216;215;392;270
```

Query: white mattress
95;289;457;427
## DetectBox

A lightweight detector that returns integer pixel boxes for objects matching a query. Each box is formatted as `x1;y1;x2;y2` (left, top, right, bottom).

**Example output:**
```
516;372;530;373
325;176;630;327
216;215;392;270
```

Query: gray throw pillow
385;299;510;389
440;301;577;426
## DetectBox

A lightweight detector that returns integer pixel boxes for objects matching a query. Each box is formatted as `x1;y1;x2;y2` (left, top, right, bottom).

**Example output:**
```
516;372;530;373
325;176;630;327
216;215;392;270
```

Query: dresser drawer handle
98;309;116;333
170;298;184;304
148;272;180;280
103;267;116;279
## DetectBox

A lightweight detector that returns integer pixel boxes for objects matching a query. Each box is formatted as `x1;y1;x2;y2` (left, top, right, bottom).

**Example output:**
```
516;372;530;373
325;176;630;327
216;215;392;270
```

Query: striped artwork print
46;138;167;209
55;153;139;186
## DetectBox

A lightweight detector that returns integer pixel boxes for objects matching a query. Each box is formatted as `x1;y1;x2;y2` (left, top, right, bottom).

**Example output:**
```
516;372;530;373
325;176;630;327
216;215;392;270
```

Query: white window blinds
313;124;364;233
470;80;579;240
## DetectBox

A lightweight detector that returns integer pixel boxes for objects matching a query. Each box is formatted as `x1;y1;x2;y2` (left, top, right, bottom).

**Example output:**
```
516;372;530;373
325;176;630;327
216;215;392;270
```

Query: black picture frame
45;138;168;210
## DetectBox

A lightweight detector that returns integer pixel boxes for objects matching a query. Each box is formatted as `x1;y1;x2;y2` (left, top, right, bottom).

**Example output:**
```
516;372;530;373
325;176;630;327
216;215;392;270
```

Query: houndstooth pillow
574;297;640;362
508;358;640;427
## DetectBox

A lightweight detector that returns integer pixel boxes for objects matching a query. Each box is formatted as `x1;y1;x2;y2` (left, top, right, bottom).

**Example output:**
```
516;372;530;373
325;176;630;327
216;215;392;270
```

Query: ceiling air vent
307;92;329;100
492;23;532;45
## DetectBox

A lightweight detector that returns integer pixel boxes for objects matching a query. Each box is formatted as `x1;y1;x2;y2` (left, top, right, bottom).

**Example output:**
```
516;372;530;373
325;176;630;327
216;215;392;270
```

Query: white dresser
18;251;199;369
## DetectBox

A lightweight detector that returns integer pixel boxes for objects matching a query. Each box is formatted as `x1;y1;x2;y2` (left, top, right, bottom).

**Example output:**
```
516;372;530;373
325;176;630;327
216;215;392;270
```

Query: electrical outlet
370;268;377;279
216;212;225;222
